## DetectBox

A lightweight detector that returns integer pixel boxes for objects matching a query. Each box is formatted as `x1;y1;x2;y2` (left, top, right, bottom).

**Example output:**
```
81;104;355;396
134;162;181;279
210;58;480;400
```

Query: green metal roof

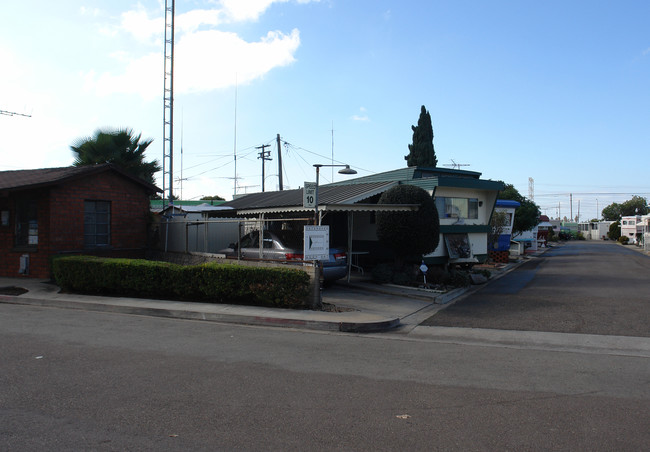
330;166;503;192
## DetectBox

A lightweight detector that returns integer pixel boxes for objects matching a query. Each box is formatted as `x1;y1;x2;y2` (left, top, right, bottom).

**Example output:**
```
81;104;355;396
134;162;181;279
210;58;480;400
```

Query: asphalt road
1;301;648;451
422;241;650;337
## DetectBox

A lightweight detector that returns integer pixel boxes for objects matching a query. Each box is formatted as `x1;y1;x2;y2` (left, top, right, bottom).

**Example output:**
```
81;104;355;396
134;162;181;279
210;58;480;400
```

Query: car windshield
273;229;303;249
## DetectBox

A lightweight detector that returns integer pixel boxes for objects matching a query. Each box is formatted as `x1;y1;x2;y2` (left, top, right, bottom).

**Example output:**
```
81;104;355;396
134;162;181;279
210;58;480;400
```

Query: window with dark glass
15;199;38;246
435;197;479;219
84;200;111;247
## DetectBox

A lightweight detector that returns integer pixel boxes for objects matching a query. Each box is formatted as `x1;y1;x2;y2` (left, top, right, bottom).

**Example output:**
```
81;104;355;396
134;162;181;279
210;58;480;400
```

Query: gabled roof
222;181;417;214
223;181;396;211
0;164;161;194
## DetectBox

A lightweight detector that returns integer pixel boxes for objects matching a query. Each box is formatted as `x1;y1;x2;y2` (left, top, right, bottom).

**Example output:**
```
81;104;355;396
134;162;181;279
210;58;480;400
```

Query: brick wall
0;171;152;278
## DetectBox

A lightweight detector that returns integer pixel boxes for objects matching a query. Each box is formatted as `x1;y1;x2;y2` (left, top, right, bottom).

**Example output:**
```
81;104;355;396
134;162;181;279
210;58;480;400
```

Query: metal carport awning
233;203;419;217
235;203;420;283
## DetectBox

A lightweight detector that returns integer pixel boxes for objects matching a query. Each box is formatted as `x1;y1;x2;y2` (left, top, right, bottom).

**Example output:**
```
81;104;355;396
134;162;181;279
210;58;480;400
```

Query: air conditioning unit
19;254;29;275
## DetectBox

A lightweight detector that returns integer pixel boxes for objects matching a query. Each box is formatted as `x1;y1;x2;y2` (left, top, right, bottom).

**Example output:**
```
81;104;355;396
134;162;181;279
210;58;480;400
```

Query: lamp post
313;163;357;225
307;163;356;310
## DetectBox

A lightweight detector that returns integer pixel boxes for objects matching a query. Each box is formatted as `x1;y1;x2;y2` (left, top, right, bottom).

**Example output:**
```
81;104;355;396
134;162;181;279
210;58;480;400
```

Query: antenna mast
443;159;470;170
162;0;175;207
0;109;31;118
233;74;238;198
331;120;334;181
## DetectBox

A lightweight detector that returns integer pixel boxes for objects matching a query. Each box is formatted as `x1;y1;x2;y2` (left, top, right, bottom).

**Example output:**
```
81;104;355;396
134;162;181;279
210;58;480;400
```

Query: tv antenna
0;109;31;118
443;159;470;170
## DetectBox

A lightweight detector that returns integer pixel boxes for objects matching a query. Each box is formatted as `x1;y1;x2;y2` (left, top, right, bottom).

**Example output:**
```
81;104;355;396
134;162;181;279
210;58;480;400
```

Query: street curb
0;295;401;334
339;282;469;304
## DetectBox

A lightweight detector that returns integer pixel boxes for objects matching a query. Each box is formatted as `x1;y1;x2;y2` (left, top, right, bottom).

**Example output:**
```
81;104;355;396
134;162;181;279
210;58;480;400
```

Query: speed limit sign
303;182;317;208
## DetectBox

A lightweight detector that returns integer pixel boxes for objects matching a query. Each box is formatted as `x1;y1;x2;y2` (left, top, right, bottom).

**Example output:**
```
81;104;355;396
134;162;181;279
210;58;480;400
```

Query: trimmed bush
376;184;440;262
371;263;395;284
608;221;621;241
618;236;629;245
52;256;310;308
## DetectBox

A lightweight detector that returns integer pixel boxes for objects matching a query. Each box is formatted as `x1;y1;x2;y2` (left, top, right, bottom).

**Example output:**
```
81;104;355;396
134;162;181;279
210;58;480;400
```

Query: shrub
618;236;629;245
608;221;621;241
52;256;310;308
473;269;492;280
426;265;450;285
376;184;440;263
371;263;394;284
391;270;411;286
447;270;471;287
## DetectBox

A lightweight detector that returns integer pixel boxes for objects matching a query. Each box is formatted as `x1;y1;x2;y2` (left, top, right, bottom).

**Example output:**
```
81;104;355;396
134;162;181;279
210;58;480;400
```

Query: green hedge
51;256;311;308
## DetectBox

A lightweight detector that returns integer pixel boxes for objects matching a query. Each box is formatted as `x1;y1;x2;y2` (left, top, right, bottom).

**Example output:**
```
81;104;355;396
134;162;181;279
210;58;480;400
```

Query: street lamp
313;163;357;225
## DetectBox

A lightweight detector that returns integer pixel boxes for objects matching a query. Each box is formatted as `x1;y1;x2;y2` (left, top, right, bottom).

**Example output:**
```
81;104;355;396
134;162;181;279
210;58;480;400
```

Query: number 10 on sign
303;182;317;208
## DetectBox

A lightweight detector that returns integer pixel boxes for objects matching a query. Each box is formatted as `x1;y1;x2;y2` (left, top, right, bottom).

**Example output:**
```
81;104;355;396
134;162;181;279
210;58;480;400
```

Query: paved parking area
422;242;650;337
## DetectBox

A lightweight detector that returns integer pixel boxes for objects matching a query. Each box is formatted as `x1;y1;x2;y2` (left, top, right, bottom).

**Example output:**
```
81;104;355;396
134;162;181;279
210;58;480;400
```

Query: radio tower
162;0;175;207
528;177;534;201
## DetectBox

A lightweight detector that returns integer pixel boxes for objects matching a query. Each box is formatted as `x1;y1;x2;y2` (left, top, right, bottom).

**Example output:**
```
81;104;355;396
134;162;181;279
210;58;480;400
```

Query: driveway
422;241;650;337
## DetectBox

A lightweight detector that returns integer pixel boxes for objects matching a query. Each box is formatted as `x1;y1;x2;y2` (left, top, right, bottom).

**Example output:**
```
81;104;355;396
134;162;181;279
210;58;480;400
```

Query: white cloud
118;1;319;41
79;6;104;17
83;1;307;99
0;47;81;169
351;107;369;122
120;7;164;43
220;0;286;22
176;28;300;94
82;27;300;99
82;52;162;100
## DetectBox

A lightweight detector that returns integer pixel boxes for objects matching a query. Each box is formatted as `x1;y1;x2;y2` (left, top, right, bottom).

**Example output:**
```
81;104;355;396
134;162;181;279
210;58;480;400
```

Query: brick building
0;164;160;278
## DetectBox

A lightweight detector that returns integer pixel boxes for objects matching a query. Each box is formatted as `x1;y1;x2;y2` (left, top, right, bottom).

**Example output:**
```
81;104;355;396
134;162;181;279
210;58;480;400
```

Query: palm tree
71;128;161;185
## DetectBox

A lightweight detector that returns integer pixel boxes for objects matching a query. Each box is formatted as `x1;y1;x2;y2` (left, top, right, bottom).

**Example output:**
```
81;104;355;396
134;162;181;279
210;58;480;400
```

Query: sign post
303;182;317;208
304;225;329;309
304;225;330;261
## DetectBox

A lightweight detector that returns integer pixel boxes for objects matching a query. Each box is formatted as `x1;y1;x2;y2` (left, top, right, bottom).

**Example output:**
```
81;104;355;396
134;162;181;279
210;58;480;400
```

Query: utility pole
276;134;283;191
256;144;271;192
570;194;573;222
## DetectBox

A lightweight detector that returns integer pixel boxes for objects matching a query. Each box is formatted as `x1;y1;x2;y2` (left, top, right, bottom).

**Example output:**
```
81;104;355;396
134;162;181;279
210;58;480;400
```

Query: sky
1;0;649;221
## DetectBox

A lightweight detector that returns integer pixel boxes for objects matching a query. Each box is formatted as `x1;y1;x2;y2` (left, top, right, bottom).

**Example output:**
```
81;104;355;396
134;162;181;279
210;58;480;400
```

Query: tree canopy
71;128;161;185
498;184;541;235
607;221;621;241
376;184;440;263
404;105;437;167
601;196;648;221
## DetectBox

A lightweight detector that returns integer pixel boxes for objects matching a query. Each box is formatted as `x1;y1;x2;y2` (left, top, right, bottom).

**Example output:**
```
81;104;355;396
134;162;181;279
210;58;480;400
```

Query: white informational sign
304;225;330;261
303;182;317;208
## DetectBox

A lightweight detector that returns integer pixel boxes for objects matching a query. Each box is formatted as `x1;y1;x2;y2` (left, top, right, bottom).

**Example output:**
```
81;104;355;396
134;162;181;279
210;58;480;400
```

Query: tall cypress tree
405;105;437;167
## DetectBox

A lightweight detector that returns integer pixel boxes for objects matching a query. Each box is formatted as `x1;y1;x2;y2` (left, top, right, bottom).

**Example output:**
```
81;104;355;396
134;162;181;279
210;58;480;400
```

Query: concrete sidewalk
0;250;541;334
0;274;469;333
